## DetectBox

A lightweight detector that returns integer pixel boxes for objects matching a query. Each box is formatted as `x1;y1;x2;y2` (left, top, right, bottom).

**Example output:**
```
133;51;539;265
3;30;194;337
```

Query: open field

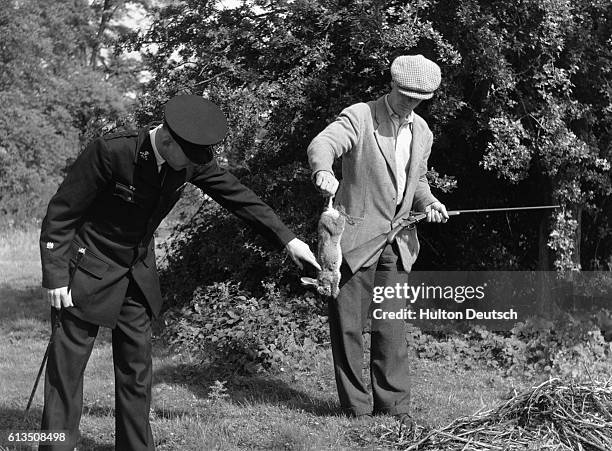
1;229;532;450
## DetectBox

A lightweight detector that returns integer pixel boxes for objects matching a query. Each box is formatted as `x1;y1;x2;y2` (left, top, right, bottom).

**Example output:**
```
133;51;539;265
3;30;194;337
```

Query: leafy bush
161;281;328;373
158;190;318;309
162;272;611;379
407;312;612;379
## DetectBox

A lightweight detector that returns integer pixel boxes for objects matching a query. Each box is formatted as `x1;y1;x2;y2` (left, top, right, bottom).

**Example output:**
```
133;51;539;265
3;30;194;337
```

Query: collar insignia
139;150;150;160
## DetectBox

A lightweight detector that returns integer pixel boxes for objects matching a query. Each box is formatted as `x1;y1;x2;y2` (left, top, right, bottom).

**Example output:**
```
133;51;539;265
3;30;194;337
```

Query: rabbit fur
300;197;346;297
315;197;346;297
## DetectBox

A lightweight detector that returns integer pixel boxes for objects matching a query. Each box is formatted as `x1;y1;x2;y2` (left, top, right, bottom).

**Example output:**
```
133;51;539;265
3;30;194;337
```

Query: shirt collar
149;124;166;168
384;95;414;125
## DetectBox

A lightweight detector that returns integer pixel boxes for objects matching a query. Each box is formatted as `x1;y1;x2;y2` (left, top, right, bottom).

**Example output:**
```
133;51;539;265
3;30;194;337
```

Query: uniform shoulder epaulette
103;129;139;141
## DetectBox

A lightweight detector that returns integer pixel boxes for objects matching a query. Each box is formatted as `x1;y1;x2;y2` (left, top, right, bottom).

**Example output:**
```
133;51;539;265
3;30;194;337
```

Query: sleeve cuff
278;229;297;248
415;196;439;212
311;169;334;182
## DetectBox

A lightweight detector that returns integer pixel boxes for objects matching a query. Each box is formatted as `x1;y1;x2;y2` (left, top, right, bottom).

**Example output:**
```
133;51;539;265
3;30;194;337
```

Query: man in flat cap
307;55;449;426
38;95;320;450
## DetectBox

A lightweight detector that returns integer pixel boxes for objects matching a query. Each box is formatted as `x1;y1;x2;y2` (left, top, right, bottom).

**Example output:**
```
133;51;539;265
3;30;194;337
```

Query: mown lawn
0;229;529;450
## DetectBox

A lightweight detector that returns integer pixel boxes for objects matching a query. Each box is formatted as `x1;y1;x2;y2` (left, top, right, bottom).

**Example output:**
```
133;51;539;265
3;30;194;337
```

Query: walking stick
25;310;62;413
25;247;86;413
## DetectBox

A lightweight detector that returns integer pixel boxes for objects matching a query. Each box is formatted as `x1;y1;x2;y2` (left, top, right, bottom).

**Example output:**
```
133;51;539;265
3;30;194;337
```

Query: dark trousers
39;281;154;451
328;243;411;416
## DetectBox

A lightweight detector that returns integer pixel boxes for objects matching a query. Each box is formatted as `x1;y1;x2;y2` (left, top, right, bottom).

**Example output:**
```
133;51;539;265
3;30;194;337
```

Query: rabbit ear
300;277;319;287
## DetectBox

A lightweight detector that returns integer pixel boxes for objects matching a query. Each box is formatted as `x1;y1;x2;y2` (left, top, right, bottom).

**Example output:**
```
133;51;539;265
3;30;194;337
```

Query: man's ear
159;130;177;149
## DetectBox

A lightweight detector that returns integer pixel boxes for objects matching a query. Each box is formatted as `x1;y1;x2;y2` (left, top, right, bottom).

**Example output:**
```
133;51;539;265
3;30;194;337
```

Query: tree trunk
537;214;554;318
535;175;557;318
573;204;582;270
90;0;118;68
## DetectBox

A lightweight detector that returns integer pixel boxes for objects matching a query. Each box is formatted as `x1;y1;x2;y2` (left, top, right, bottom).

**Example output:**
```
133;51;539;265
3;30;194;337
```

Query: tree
128;0;611;286
0;0;140;223
431;0;612;270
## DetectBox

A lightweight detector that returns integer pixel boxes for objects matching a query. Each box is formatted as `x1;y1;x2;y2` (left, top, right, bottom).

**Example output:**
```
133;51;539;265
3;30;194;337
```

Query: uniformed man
38;95;320;450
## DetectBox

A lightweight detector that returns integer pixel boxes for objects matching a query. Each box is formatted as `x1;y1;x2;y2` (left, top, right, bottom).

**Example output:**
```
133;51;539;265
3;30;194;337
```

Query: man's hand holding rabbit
314;171;339;196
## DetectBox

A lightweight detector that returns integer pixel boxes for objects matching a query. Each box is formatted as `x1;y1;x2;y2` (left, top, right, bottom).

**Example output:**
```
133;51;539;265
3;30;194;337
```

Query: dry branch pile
371;378;612;450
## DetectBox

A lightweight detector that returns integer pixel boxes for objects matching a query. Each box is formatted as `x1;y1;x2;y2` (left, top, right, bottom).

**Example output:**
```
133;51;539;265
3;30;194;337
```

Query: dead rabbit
301;196;345;298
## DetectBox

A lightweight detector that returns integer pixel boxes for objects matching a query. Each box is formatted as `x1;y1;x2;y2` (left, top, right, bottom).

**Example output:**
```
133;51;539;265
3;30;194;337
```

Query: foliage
161;281;328;373
159;197;300;304
129;0;464;295
0;0;144;224
129;0;612;367
162;273;612;378
207;380;230;405
0;92;77;220
129;0;612;278
435;0;612;269
408;312;612;380
2;0;610;264
548;211;581;270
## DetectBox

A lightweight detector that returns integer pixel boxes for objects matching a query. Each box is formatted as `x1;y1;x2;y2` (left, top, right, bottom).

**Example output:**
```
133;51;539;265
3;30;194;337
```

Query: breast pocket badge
113;181;137;203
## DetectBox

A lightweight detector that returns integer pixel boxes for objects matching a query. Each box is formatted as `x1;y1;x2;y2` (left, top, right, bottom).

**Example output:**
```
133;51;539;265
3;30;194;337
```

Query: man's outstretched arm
190;160;320;271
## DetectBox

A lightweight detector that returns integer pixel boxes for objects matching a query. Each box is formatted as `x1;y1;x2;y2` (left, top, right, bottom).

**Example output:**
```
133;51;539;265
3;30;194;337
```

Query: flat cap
164;95;228;164
390;55;441;100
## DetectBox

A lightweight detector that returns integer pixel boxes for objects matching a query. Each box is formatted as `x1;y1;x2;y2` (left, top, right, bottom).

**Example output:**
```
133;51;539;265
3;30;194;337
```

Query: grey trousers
328;243;411;416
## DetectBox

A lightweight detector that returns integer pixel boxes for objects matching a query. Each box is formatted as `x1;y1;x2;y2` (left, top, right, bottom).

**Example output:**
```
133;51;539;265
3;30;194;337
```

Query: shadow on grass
77;437;114;451
0;283;114;344
153;362;339;417
0;283;51;346
0;406;42;433
0;406;114;451
0;407;41;450
0;283;47;325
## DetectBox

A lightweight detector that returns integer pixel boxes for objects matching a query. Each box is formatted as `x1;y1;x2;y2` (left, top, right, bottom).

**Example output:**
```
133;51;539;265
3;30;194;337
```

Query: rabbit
301;196;346;298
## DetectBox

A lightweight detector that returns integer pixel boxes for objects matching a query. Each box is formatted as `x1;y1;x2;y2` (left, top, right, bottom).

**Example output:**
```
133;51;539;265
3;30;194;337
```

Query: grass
0;228;533;450
0;226;40;264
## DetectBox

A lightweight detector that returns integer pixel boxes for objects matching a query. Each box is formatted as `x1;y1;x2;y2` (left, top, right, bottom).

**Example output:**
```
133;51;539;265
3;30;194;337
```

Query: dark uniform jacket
40;128;295;328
